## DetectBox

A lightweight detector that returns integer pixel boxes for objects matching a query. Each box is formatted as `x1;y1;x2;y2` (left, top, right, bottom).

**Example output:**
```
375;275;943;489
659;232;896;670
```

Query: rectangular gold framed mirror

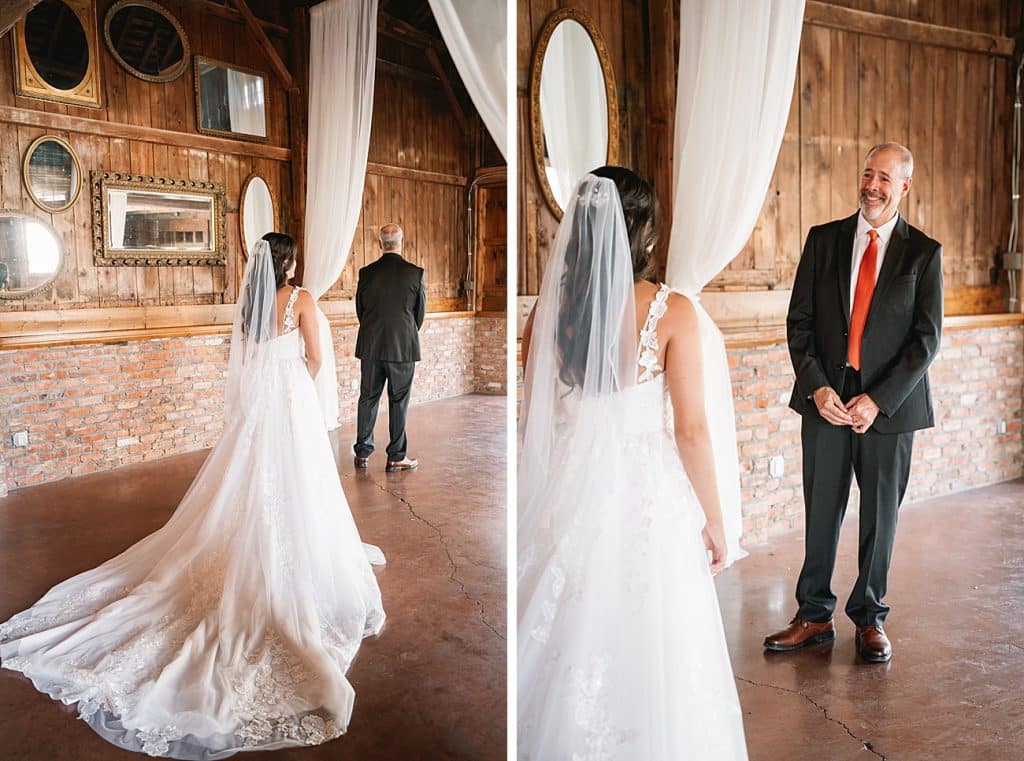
194;56;269;141
91;171;226;266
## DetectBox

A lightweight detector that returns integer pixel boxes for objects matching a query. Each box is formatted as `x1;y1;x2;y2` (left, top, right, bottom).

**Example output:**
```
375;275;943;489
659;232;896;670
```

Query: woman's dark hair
556;166;660;390
590;165;659;282
263;231;297;289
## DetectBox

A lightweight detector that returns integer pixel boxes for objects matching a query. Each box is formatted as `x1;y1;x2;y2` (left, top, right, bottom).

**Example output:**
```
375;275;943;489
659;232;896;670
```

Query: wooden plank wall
519;0;1024;316
0;0;293;313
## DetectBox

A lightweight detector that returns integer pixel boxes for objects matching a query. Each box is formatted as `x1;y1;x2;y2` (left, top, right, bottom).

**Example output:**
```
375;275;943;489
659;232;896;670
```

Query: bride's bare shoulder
660;291;699;339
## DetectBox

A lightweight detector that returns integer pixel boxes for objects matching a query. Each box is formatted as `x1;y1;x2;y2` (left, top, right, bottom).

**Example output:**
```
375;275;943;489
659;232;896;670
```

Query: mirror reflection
539;19;609;211
24;0;89;91
0;213;64;297
107;189;216;252
197;58;267;139
24;136;81;212
105;1;188;82
241;175;275;258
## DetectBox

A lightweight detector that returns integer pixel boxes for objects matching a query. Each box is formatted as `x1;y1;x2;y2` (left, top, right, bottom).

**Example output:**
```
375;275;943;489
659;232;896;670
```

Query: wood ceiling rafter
0;0;41;38
183;0;288;39
228;0;294;90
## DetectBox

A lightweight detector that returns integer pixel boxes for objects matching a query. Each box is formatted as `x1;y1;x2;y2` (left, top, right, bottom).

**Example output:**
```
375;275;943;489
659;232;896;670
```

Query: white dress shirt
850;211;900;319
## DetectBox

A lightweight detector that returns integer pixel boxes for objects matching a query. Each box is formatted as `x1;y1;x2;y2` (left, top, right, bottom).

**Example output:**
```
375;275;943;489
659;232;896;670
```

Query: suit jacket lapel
865;215;909;328
836;213;858;330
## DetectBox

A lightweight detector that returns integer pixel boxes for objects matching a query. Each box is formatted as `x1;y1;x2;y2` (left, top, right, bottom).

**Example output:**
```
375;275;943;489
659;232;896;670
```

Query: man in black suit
764;142;943;663
353;223;426;472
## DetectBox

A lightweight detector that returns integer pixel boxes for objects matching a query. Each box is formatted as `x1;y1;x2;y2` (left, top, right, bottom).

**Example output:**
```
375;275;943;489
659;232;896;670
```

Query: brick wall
730;323;1024;545
0;314;507;491
473;316;507;394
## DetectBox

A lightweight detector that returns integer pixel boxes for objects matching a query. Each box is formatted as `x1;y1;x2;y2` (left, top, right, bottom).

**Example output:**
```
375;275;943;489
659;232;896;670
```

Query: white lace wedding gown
518;285;748;760
0;287;386;758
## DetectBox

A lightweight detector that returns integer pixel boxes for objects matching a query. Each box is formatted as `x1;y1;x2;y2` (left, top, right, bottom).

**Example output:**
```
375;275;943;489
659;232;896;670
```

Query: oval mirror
104;0;189;83
23;135;82;213
0;212;65;299
530;10;618;219
240;174;277;259
24;0;90;91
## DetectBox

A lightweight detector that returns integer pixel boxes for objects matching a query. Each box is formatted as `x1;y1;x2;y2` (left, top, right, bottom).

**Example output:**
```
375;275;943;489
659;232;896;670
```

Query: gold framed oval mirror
530;8;619;220
239;173;278;259
0;211;66;299
14;0;101;108
23;135;83;213
104;0;190;83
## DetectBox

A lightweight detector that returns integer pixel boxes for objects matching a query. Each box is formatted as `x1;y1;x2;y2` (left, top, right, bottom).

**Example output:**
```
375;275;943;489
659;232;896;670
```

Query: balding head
379;223;403;253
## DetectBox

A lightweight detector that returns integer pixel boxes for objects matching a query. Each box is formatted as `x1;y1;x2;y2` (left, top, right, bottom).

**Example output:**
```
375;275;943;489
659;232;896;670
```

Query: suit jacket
787;212;943;434
355;252;426;362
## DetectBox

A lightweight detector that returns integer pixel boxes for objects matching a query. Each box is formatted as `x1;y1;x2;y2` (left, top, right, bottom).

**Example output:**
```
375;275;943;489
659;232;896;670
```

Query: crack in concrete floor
735;676;887;760
367;476;505;642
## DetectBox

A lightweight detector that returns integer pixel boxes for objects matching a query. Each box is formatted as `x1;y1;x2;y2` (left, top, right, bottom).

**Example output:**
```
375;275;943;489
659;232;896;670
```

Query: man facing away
353;223;426;472
765;142;943;663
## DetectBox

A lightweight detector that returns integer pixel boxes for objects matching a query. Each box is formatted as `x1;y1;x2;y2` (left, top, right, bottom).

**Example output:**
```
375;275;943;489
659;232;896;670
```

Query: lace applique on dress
282;286;304;335
637;284;670;383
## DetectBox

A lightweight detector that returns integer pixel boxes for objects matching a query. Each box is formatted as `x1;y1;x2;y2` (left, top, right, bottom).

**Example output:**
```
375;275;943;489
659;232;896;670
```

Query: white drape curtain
540;21;607;210
665;0;804;564
427;0;507;158
226;69;267;137
303;0;378;429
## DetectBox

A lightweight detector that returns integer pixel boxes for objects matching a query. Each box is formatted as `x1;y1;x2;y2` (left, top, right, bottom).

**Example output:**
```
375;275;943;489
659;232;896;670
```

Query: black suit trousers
354;360;416;460
796;369;914;627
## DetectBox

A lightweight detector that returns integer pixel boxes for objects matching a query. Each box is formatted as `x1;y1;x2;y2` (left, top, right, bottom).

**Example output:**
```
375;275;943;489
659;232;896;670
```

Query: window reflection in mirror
241;175;275;258
25;136;81;212
197;59;267;139
0;214;64;297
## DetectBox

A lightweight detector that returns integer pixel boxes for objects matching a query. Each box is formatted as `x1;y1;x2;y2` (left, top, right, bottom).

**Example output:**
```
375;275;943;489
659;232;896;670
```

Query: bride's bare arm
296;290;322;379
661;294;727;568
521;304;536;374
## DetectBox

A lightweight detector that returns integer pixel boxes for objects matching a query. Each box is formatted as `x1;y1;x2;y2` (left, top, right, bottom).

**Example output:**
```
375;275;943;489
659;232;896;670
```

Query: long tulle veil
224;238;277;420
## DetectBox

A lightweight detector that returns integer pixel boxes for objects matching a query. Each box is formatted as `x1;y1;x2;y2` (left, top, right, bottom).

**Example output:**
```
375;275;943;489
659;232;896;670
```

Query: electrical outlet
11;430;28;447
769;455;785;478
998;419;1008;435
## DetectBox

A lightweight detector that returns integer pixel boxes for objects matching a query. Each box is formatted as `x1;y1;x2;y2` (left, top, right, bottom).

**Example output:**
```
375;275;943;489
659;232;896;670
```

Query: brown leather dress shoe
386;457;418;472
764;616;835;652
856;625;892;663
354;456;369;469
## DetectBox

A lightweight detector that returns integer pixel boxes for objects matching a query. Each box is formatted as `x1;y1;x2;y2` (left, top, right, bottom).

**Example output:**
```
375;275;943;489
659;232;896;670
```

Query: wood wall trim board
803;1;1014;57
0;306;480;350
0;106;292;161
365;162;467;187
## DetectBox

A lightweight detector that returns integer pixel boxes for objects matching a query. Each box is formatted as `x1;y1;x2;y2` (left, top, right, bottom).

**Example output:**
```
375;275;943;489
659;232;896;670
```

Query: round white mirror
531;10;618;219
240;174;277;259
0;212;65;298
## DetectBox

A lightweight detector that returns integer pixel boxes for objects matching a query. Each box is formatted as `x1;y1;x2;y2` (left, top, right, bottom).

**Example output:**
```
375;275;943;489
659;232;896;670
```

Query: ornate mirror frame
194;56;270;143
91;171;227;266
13;0;102;108
22;134;83;213
103;0;191;83
529;8;619;221
239;173;278;260
0;210;67;299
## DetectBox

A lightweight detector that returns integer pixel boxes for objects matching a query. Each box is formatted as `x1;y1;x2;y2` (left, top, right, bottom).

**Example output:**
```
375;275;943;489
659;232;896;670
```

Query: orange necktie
847;229;878;371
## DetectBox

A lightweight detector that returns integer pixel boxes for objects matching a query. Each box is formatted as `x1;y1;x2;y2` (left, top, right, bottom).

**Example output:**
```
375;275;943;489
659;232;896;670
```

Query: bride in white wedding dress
518;169;748;759
0;233;385;758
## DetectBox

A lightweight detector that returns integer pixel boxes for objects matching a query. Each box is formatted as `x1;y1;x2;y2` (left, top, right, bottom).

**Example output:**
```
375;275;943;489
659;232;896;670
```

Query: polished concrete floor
0;395;506;761
720;479;1024;761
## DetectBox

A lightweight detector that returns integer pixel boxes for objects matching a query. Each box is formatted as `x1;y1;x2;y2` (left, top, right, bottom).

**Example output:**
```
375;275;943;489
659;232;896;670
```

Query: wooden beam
378;11;441;50
0;105;292;161
366;162;467;187
376;58;440;86
182;0;288;39
425;46;467;131
229;0;294;90
288;7;310;285
0;0;40;37
804;1;1015;57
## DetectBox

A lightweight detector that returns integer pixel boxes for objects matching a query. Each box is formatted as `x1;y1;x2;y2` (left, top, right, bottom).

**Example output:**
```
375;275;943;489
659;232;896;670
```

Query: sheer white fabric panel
303;0;378;429
226;68;266;137
427;0;507;158
665;0;805;564
539;21;607;210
